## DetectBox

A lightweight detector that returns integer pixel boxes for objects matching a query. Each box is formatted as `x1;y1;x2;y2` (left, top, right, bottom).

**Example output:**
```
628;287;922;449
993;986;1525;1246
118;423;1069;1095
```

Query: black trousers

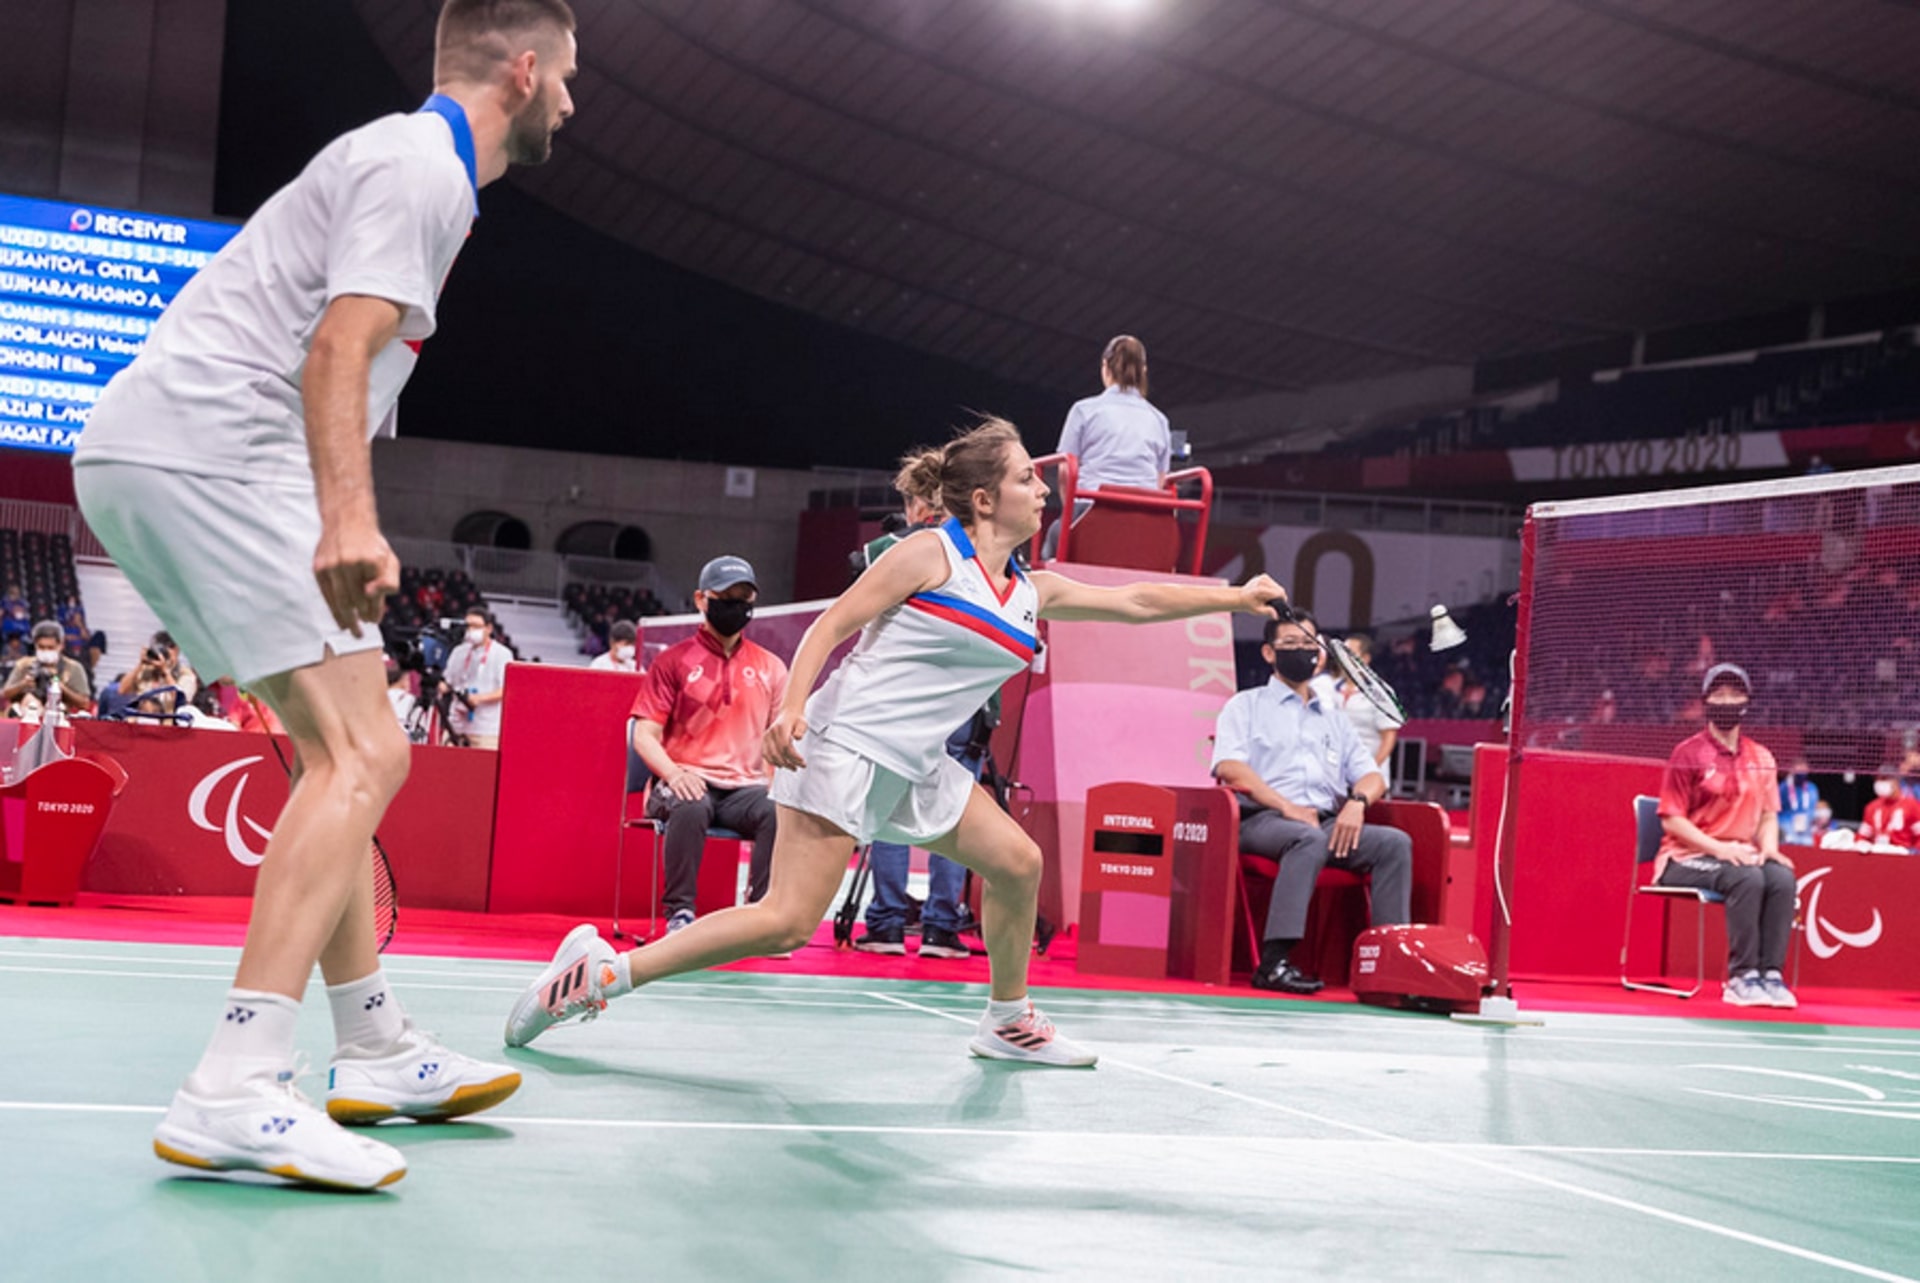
1238;811;1413;946
646;783;776;917
1658;855;1795;976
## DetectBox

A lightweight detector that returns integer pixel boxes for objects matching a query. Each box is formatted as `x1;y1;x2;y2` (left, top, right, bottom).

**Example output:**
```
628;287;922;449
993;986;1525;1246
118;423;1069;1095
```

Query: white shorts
770;733;978;846
73;461;385;688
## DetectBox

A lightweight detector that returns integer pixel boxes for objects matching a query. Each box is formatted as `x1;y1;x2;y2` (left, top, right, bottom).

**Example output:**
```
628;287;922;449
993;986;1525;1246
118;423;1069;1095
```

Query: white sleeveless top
809;518;1039;780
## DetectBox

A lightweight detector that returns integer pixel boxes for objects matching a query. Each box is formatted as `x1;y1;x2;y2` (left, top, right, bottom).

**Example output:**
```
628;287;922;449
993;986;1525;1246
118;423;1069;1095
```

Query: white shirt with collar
1056;385;1171;491
1212;677;1381;814
444;637;513;737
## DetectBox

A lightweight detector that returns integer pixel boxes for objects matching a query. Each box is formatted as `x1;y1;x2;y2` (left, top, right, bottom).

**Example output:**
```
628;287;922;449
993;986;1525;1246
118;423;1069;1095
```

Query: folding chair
611;717;745;941
1620;793;1725;997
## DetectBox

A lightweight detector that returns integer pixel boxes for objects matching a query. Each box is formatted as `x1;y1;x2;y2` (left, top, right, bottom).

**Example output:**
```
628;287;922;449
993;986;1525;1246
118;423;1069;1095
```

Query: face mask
1703;702;1747;731
466;628;486;646
1792;772;1809;784
705;597;754;638
1272;648;1319;684
1875;780;1897;799
1814;808;1832;826
613;643;634;662
35;648;60;666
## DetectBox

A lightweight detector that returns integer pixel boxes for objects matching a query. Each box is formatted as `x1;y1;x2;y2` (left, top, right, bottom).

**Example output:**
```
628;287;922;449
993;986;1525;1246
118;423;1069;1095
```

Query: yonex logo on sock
364;993;386;1011
226;1007;256;1024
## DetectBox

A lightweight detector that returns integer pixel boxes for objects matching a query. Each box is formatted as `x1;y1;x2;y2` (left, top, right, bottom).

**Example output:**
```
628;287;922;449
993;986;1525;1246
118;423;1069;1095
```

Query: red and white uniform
1655;730;1780;876
632;631;787;788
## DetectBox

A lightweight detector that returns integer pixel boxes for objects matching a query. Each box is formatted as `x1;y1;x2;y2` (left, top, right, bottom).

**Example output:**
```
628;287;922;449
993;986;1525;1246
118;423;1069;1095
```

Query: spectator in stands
1778;757;1821;846
1654;664;1797;1008
853;450;980;960
3;620;91;718
1903;748;1920;803
442;608;513;749
1332;634;1403;789
1212;610;1409;996
1;587;29;651
631;555;786;935
589;619;639;672
1044;334;1170;558
1859;765;1920;853
1810;799;1836;845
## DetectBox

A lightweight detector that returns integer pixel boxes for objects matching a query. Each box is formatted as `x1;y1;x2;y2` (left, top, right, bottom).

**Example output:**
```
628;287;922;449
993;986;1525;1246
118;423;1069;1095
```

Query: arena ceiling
354;0;1920;406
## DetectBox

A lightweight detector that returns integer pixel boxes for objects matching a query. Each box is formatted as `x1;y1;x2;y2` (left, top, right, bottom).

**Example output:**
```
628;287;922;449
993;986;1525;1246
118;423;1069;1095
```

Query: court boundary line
865;990;1920;1283
5;954;1919;1050
2;1100;1918;1167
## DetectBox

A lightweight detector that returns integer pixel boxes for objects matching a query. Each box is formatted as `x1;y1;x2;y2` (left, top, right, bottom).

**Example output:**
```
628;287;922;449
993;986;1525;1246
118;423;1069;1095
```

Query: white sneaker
504;923;618;1048
327;1022;522;1124
153;1064;406;1191
968;1003;1098;1068
1722;970;1769;1007
1760;969;1799;1009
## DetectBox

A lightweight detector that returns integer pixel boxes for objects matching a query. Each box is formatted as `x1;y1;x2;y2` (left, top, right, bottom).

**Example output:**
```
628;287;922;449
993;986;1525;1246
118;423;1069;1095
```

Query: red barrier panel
67;721;497;911
0;756;119;905
488;663;647;916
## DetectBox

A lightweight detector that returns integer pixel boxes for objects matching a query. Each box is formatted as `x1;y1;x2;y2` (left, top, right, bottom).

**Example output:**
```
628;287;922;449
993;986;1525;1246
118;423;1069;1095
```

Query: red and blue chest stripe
902;518;1038;662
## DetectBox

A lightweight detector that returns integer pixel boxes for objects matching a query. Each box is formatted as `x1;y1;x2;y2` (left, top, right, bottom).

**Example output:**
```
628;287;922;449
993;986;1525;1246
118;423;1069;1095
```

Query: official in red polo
1655;662;1797;1009
630;556;789;933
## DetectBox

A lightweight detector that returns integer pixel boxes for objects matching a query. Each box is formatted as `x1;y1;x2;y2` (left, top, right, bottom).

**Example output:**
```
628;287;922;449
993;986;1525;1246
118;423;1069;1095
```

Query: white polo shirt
1211;678;1381;814
75;107;475;487
1057;385;1171;491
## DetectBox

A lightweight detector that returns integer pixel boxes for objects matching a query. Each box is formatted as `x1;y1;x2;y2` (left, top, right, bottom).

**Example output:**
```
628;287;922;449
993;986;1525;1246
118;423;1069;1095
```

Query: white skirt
770;732;978;846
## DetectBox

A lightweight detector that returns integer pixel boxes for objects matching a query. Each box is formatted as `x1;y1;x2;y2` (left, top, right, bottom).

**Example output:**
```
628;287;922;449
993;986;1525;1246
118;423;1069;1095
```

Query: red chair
1233;799;1452;986
611;717;749;940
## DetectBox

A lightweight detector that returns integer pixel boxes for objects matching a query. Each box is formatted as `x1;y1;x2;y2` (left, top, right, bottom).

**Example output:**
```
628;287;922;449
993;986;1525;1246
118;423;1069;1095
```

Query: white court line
5;957;1919;1051
2;1100;1918;1167
867;990;1920;1283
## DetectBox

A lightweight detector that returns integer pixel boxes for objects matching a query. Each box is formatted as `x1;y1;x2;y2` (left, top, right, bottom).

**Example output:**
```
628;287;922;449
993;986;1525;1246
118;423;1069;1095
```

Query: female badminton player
506;418;1283;1066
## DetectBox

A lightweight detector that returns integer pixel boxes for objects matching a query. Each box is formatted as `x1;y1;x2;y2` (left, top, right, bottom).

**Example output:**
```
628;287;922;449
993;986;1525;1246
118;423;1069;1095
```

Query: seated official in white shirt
1044;334;1171;558
1211;610;1411;996
589;619;640;672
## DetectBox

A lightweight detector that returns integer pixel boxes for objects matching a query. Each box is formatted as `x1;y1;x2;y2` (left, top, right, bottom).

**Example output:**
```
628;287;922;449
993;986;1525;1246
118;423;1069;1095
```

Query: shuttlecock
1429;604;1467;652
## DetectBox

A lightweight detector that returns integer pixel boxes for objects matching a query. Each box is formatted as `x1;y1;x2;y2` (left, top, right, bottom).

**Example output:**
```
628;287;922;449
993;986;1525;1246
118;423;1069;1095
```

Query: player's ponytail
894;445;945;508
1102;334;1148;398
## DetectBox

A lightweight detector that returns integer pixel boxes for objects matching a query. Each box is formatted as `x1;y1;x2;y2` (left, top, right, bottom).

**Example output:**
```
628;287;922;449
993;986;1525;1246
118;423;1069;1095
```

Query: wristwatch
1345;789;1369;809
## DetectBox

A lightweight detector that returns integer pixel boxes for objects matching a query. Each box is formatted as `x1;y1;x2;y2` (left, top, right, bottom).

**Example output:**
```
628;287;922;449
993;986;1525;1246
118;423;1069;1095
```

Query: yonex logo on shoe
226;1007;256;1024
417;1062;440;1080
364;994;386;1011
260;1117;296;1135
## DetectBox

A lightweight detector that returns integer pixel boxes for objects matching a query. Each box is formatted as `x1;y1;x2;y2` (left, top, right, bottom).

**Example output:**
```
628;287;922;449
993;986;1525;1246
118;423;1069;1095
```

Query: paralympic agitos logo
187;757;276;867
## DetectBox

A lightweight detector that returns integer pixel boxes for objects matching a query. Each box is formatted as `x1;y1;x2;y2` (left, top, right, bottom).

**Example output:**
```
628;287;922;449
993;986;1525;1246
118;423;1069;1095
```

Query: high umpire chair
612;716;748;941
1620;793;1800;997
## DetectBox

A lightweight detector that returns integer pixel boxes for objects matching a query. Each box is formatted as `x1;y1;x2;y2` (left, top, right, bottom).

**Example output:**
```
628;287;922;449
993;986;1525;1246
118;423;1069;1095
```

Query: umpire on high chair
1211;610;1409;995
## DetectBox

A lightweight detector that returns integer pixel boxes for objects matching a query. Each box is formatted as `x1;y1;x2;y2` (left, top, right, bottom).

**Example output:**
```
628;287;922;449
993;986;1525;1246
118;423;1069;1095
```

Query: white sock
986;996;1030;1025
325;970;407;1055
603;951;634;999
188;989;301;1092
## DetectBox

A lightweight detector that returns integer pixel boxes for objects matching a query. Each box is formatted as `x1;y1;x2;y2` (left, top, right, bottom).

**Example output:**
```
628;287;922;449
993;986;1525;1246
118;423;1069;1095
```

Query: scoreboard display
0;192;239;454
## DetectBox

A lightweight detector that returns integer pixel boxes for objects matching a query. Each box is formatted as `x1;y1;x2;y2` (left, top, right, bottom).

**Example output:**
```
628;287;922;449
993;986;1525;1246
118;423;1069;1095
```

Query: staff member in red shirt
631;556;788;933
1859;766;1920;852
1655;663;1797;1009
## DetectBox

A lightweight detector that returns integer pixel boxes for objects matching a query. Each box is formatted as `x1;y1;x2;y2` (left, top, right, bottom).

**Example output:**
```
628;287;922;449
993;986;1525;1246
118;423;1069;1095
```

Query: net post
1484;507;1535;1011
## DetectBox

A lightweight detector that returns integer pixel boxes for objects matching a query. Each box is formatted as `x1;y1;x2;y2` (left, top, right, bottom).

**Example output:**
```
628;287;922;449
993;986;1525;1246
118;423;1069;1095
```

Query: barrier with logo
68;721;498;911
1468;744;1916;991
1077;782;1239;985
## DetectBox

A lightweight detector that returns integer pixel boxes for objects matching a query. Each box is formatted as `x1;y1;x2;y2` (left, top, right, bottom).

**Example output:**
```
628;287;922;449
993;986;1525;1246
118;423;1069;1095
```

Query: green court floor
2;935;1917;1281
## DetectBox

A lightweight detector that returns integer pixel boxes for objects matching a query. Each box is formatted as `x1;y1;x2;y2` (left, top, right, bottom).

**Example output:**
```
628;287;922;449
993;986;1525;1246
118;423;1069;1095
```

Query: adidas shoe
968;1003;1098;1068
153;1063;406;1191
504;923;618;1048
327;1022;522;1124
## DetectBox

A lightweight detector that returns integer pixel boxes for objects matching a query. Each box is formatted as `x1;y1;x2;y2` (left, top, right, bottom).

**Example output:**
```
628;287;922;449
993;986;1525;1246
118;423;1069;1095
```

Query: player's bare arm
304;293;405;637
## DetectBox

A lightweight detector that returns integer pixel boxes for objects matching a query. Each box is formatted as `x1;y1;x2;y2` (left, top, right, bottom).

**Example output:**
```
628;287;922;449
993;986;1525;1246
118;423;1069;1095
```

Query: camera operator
100;630;199;719
441;608;512;749
3;620;92;718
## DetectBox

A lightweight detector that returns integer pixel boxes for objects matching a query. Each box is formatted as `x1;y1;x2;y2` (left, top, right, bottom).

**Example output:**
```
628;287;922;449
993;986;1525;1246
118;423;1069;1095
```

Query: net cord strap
1530;462;1920;520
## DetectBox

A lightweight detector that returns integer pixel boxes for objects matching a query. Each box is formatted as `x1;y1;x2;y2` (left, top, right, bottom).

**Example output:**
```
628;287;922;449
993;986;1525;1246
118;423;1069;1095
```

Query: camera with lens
381;616;473;743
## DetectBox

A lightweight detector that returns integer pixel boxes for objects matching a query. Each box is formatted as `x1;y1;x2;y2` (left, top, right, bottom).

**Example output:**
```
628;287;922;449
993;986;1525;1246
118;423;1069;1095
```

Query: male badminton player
507;419;1283;1066
72;0;579;1190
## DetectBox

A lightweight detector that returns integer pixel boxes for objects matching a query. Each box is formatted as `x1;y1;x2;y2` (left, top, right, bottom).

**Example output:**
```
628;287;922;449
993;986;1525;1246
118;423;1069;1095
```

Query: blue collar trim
418;94;479;214
940;517;1028;580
